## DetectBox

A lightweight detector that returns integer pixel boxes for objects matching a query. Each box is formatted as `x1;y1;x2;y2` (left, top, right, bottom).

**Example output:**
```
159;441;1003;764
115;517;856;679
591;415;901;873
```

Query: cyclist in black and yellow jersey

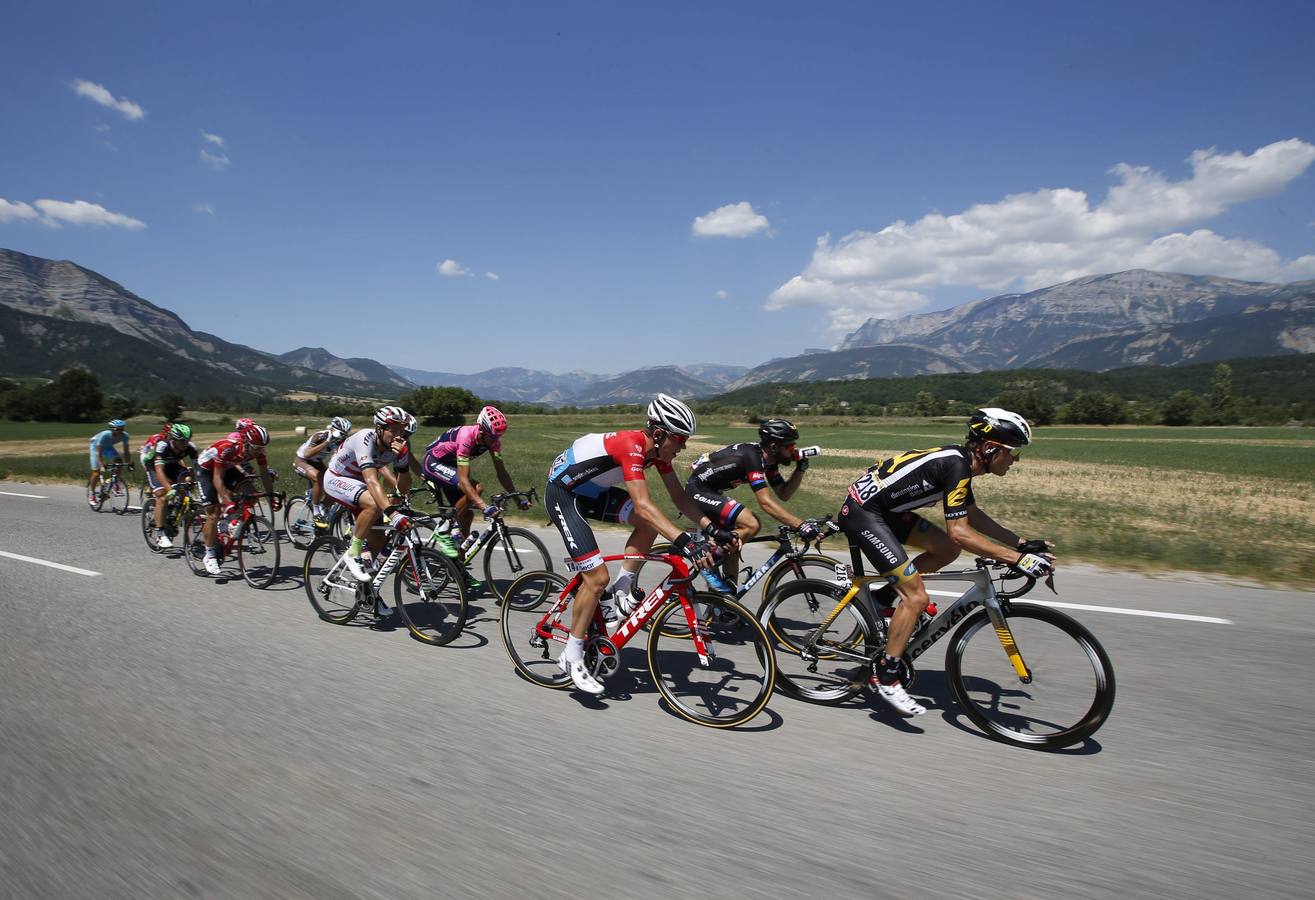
838;407;1054;716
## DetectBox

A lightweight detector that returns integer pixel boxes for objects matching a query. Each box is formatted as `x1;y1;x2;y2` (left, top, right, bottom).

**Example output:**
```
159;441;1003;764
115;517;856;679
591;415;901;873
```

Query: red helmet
235;417;255;430
477;405;507;437
242;423;270;446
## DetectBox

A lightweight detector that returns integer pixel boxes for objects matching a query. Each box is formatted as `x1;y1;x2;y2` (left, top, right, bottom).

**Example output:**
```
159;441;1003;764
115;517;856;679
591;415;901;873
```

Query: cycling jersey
547;431;672;499
424;425;502;467
846;445;976;520
198;437;267;472
141;434;198;467
90;429;129;467
327;429;411;480
688;442;785;493
296;429;343;465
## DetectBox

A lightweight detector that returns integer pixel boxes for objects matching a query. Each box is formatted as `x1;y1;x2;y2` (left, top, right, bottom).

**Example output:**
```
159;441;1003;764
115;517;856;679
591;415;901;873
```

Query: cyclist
685;417;815;589
195;421;277;576
838;407;1054;716
294;416;352;524
545;394;730;694
87;419;132;505
141;422;199;548
419;405;530;558
323;406;416;614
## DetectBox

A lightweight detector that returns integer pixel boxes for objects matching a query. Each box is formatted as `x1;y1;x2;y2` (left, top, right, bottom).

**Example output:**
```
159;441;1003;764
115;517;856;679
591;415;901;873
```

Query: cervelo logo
613;588;666;641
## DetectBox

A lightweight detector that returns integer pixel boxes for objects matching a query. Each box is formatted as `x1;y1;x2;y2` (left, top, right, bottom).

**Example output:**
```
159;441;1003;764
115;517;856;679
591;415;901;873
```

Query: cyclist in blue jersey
88;420;132;505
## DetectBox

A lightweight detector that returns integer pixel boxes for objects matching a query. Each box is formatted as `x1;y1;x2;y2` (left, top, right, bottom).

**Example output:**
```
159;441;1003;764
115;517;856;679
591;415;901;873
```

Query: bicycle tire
303;536;362;624
283;495;318;550
758;553;846;607
394;547;468;645
758;578;876;705
109;476;131;515
648;595;775;728
499;570;573;688
181;508;210;576
481;526;553;602
945;603;1115;750
140;497;161;552
237;515;280;589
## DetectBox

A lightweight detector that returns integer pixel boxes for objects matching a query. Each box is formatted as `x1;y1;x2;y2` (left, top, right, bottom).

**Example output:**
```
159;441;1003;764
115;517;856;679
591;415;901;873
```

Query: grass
4;415;1313;585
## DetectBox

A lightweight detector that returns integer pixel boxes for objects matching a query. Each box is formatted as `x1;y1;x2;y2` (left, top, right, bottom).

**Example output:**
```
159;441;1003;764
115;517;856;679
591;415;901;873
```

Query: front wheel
946;604;1115;750
394;547;468;645
758;578;876;705
648;595;775;728
481;526;553;602
109;476;131;515
499;570;573;688
303;537;362;624
237;515;280;588
140;497;161;552
181;509;210;576
283;495;317;550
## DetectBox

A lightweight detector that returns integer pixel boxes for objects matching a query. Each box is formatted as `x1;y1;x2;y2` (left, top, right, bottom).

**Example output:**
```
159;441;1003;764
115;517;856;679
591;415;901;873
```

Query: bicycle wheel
499;570;573;688
109;476;131;515
181;509;210;575
758;553;845;607
237;515;280;588
283;495;317;550
758;578;876;705
303;536;362;624
394;547;468;645
140;497;158;552
946;604;1115;750
481;526;553;602
648;595;775;728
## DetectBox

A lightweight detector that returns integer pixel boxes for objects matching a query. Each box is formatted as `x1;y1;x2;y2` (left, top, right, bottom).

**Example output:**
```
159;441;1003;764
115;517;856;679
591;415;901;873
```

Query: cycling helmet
242;423;270;446
235;417;255;431
966;408;1032;448
329;416;352;437
404;413;418;435
108;419;126;428
374;405;411;429
477;405;508;436
169;423;193;441
758;418;800;445
646;394;697;437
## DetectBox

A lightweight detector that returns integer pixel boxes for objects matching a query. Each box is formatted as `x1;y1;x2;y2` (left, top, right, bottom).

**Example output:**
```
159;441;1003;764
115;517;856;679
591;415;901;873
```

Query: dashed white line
0;550;100;577
0;490;48;499
925;588;1231;624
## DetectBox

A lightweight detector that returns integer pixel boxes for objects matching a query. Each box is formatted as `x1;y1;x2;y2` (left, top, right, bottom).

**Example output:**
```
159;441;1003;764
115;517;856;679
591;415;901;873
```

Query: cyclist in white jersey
295;416;352;523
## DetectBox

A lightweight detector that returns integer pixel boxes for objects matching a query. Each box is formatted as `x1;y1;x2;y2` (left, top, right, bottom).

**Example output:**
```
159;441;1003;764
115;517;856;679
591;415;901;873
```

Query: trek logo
552;503;579;550
614;588;665;641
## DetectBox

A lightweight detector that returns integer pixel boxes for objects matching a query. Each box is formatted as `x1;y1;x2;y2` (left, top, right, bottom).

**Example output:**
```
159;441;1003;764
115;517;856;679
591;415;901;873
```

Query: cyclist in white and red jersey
838;407;1055;716
323;405;416;598
420;405;529;557
195;421;276;576
294;416;352;524
545;394;729;694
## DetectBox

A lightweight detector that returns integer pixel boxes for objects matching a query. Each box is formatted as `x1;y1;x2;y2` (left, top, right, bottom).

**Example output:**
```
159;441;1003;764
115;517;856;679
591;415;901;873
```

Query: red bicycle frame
536;552;714;665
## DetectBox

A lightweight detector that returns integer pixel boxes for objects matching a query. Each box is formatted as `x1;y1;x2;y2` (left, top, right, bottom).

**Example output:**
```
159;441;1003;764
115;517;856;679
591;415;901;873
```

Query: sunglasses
663;433;689;448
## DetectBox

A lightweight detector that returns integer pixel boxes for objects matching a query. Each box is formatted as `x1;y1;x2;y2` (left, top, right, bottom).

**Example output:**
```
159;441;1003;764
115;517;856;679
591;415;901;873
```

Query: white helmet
646;394;697;437
967;407;1032;448
329;416;352;437
374;405;410;429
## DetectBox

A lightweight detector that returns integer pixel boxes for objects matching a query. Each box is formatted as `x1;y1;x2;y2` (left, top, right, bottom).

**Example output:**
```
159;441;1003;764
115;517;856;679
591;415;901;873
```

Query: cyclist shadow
932;672;1106;755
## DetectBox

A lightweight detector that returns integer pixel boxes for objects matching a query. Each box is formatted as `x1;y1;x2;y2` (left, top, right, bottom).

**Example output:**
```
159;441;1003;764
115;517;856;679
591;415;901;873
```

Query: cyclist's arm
753;484;803;529
302;435;333;458
965;506;1022;548
774;465;806;502
491;455;517;494
214;466;234;506
945;510;1030;566
627;475;692;543
256;460;275;499
456;461;484;506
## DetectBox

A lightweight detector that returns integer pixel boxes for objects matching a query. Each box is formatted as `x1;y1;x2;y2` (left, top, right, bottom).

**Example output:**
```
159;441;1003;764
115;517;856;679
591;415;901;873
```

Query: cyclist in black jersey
685;418;813;587
838;407;1055;716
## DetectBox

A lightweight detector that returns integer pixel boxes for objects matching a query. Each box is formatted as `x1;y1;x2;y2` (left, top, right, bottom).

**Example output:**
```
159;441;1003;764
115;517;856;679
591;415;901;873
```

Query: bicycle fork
984;603;1032;683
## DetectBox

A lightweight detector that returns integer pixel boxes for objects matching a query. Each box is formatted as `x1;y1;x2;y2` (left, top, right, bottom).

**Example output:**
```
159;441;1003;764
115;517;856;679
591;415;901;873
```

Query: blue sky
3;1;1314;374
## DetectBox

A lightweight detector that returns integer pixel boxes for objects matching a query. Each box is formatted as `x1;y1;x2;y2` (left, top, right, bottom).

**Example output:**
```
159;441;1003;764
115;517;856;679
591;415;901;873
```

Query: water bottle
460;530;480;554
797;445;822;459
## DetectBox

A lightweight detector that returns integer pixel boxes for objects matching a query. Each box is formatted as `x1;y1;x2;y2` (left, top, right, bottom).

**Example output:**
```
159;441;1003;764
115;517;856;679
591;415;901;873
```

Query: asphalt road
2;483;1313;899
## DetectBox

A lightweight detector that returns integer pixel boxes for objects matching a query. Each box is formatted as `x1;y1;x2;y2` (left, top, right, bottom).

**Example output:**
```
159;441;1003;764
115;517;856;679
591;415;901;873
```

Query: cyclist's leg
195;470;225;571
457;479;481;539
147;465;168;529
903;513;958;574
87;442;100;495
544;482;610;638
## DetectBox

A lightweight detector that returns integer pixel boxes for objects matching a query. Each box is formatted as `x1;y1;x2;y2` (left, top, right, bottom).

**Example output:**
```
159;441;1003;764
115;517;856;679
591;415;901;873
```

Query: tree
991;387;1057;426
913;391;947;416
1202;363;1239;425
156;392;186;422
1058;391;1126;425
103;394;139;421
30;368;105;422
1161;390;1201;426
398;386;481;426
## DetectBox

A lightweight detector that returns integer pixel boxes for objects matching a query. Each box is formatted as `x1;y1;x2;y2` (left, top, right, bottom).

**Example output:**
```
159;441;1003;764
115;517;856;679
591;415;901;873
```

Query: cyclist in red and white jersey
545;394;729;694
294;416;352;524
195;421;276;576
324;405;416;595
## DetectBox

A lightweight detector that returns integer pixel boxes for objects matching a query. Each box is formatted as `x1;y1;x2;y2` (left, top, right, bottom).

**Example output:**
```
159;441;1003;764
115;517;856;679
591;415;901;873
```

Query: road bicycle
89;461;133;515
181;488;284;588
758;553;1115;749
283;476;354;550
407;486;553;600
139;476;198;553
498;550;776;728
302;507;468;645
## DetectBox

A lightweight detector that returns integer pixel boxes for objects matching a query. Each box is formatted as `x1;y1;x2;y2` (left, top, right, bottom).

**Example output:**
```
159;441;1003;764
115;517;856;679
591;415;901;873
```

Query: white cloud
438;259;472;277
194;203;215;215
768;138;1315;334
200;149;230;169
0;199;40;223
692;201;770;238
715;289;729;300
20;199;145;229
71;79;145;120
485;271;499;281
201;131;227;148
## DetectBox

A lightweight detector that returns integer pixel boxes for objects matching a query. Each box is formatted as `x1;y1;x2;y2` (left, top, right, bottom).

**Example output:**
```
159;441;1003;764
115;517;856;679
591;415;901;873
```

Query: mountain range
3;247;1313;405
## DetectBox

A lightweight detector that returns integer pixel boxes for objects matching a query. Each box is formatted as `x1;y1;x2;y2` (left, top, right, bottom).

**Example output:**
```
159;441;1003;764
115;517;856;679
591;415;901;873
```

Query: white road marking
0;550;101;577
0;490;48;499
926;588;1231;624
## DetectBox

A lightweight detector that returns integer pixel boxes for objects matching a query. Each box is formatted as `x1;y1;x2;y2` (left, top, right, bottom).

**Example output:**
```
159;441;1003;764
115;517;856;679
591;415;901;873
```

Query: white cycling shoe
558;654;605;695
875;681;927;717
203;555;222;576
155;532;173;549
342;553;371;583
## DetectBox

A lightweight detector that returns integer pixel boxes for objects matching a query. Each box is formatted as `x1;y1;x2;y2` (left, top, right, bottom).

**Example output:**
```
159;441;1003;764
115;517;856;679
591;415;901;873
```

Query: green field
4;415;1312;585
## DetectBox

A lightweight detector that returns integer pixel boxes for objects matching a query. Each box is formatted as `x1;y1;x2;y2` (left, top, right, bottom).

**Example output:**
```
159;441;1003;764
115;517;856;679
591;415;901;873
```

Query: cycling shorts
684;481;744;529
293;457;326;481
545;480;633;572
420;458;469;505
837;503;924;583
323;472;368;513
90;445;121;470
198;466;245;507
146;461;188;493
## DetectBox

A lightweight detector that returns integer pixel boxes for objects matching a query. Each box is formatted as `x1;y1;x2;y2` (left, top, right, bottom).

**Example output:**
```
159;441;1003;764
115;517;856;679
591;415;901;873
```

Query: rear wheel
182;509;210;576
499;570;573;688
481;526;553;601
140;497;161;552
758;578;876;704
108;475;131;515
394;547;468;645
237;515;280;588
303;537;362;624
283;495;317;550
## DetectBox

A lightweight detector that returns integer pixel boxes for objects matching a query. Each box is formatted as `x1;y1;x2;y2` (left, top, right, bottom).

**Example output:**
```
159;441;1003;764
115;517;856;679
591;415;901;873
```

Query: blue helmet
107;419;127;429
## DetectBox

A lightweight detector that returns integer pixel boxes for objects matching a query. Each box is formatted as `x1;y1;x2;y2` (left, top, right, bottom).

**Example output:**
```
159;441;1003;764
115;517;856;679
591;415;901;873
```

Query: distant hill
275;346;413;387
391;362;750;406
0;248;403;401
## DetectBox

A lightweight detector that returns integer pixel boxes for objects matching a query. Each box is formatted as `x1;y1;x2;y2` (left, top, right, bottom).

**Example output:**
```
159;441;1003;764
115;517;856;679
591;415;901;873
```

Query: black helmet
966;408;1032;448
758;418;799;444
